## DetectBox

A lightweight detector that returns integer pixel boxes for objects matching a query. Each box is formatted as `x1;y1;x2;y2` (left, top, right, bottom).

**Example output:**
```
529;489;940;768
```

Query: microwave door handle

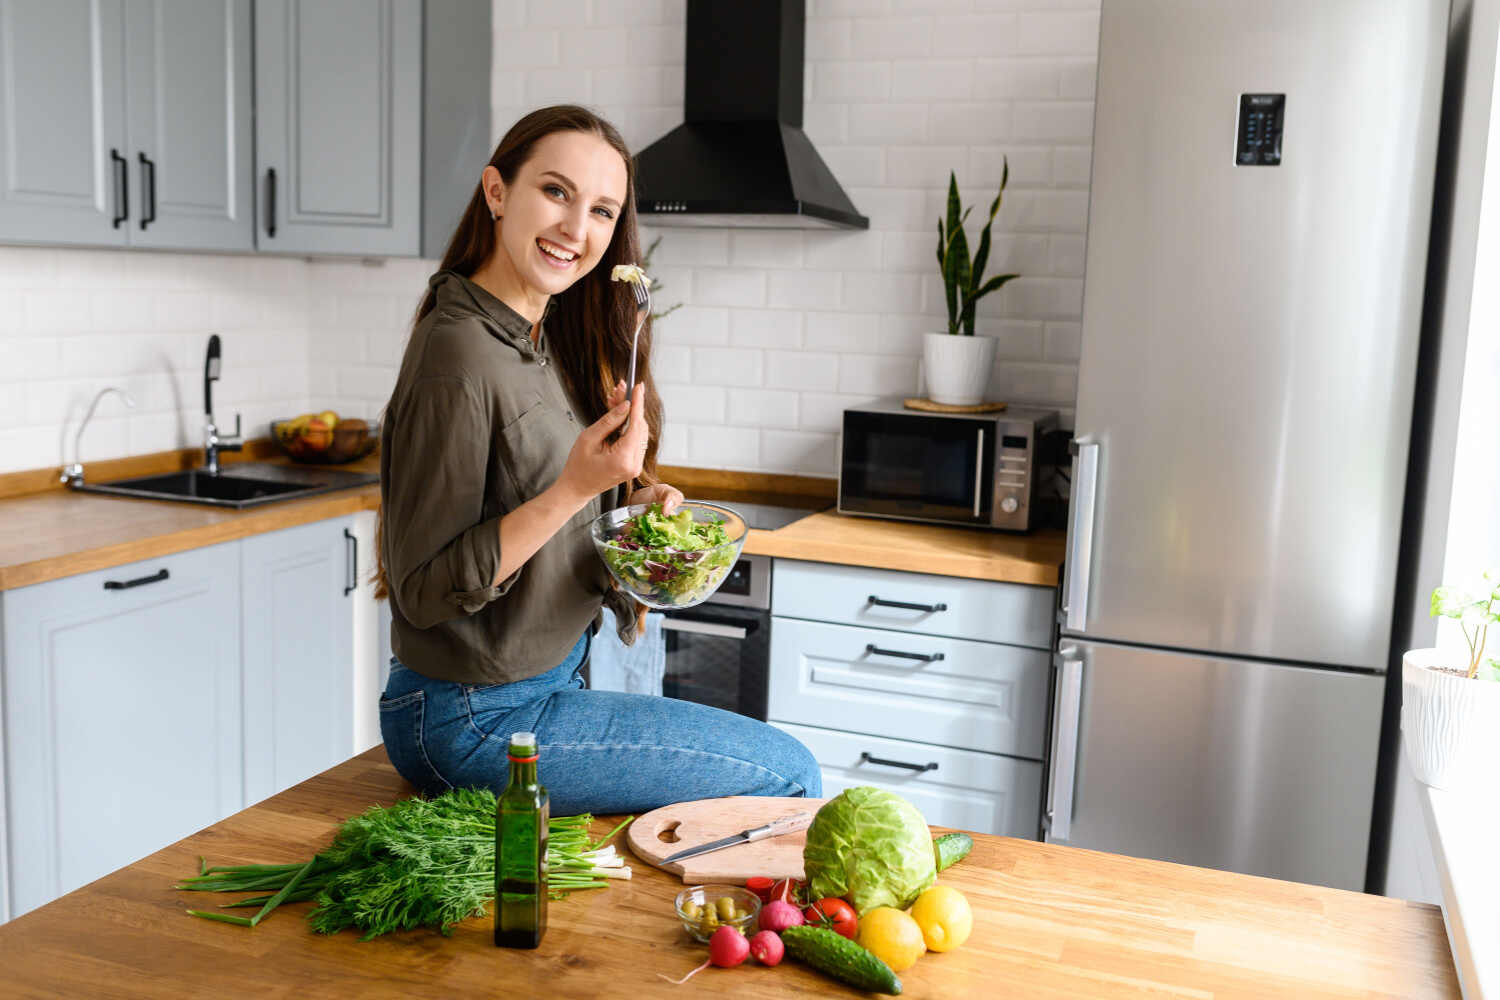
972;428;984;518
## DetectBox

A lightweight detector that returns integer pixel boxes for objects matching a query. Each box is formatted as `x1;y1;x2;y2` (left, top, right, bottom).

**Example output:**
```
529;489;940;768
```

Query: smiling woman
369;105;822;818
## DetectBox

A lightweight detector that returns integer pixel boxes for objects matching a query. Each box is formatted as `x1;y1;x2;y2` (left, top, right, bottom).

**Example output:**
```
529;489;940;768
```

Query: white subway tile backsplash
690;268;768;308
524;0;588;29
660;384;727;424
806;17;852;60
1058;58;1098;99
627;24;685;65
1016;10;1100;55
837;353;919;395
494;28;560;68
655;306;729;346
1053;145;1093;187
814;61;892;101
693;347;764;387
974;57;1060;98
851;16;933;57
848;103;929;144
728;388;800;429
803;229;885;271
759;429;838;476
970;146;1051;188
651;343;693;382
687;424;758;468
1007;189;1090;231
891;60;973;101
768;269;842;310
730;232;805;269
592;66;666;104
1044;321;1083;363
526;67;592;105
799;390;878;433
1049;234;1087;277
642;227;729;267
767;351;839;392
843;272;923;314
730;309;803;350
1012;100;1096;142
886;146;970;188
927;102;1010;144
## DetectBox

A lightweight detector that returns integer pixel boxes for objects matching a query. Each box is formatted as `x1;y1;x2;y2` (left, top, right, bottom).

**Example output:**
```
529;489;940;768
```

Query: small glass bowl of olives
673;884;762;943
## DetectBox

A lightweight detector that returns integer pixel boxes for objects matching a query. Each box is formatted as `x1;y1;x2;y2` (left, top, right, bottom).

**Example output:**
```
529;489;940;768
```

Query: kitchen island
0;748;1458;998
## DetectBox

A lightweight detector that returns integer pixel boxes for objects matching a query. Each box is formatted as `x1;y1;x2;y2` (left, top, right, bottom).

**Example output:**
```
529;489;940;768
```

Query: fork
622;277;651;433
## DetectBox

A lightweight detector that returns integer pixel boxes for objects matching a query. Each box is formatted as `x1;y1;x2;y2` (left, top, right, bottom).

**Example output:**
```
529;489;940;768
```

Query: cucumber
934;832;973;872
781;925;902;995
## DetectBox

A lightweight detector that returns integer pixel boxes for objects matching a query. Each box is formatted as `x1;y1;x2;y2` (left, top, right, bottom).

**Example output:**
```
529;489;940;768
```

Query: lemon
908;885;973;952
855;906;926;972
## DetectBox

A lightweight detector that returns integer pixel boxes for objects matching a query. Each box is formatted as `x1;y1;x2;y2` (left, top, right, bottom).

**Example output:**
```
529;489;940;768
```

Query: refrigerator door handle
1061;438;1099;631
1045;645;1084;842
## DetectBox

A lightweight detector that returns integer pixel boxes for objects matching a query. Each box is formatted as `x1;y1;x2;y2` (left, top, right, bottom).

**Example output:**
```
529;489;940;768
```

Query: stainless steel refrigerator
1048;0;1447;892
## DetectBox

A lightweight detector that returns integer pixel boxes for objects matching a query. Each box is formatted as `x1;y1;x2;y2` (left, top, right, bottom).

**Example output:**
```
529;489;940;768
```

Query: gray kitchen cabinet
254;0;421;256
1;543;244;920
0;0;253;251
241;516;358;805
768;560;1054;838
124;0;255;251
0;0;129;247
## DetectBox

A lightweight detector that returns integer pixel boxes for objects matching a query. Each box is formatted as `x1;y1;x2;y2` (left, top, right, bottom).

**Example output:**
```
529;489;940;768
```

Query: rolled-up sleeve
385;374;519;628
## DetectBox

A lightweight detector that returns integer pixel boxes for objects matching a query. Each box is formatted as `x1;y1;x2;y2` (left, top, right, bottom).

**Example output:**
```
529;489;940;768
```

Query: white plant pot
1400;647;1500;790
922;332;996;406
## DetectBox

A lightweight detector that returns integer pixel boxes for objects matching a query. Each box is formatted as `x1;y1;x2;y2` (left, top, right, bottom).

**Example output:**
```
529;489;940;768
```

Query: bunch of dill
177;787;630;940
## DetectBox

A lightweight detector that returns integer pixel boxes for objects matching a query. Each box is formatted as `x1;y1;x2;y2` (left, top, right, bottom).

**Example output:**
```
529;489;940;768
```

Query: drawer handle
103;568;169;591
865;643;944;663
867;595;948;613
859;752;938;774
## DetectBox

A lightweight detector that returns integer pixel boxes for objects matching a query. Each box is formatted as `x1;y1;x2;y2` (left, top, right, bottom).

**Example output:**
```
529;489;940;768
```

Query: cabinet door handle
104;568;168;591
265;167;277;237
867;594;947;613
865;643;944;663
859;752;938;773
110;149;128;228
1061;439;1099;631
138;152;156;228
661;618;748;640
343;528;357;596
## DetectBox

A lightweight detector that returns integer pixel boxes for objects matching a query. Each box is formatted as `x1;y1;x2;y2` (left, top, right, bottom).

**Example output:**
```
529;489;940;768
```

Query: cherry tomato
744;876;775;904
803;897;858;939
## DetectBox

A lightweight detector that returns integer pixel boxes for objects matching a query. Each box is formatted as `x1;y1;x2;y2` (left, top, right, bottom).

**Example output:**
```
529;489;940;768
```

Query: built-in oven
659;551;771;720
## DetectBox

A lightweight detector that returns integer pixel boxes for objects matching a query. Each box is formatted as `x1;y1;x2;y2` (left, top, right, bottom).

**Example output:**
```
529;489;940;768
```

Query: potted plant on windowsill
1401;569;1500;790
925;163;1019;406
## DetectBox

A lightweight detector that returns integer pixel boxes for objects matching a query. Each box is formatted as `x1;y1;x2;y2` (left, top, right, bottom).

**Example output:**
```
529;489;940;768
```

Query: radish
758;900;805;934
748;930;785;966
658;925;749;985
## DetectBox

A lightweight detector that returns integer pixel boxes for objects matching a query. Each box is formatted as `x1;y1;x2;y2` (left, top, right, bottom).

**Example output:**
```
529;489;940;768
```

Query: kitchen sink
73;462;379;509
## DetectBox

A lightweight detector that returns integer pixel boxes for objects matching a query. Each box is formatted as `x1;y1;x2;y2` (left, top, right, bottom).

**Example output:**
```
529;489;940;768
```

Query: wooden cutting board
626;796;828;885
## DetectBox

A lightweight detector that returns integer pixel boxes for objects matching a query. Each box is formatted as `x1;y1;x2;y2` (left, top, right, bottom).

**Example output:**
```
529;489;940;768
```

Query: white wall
0;0;1098;479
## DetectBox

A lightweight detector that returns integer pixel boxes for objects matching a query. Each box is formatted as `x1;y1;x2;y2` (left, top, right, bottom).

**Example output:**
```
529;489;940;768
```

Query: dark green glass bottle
495;731;548;948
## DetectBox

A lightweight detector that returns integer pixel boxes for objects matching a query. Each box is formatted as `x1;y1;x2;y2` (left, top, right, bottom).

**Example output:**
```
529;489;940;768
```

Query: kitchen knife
660;811;815;866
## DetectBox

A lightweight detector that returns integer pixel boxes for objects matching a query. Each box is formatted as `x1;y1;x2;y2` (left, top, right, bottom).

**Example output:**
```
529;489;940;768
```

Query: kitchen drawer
773;722;1042;839
769;617;1049;759
772;559;1054;649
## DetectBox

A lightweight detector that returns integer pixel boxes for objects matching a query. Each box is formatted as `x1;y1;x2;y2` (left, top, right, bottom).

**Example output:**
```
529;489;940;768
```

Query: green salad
599;504;737;607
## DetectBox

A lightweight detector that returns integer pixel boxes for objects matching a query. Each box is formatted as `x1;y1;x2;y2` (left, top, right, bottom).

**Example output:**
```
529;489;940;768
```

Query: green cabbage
802;786;936;915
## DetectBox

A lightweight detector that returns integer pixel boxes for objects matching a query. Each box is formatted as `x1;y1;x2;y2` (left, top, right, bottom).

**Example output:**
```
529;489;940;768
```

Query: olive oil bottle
495;731;548;948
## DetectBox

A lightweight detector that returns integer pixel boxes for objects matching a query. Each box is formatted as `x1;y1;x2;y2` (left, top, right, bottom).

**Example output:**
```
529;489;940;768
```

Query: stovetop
701;499;827;532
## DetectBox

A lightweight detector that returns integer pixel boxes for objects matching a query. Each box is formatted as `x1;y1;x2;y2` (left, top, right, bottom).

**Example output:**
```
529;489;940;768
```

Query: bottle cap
510;731;537;749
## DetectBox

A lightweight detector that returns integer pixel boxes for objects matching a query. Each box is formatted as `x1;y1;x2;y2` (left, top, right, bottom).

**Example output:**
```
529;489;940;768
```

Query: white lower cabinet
1;543;243;920
774;722;1043;838
242;517;358;805
770;559;1055;839
0;509;385;922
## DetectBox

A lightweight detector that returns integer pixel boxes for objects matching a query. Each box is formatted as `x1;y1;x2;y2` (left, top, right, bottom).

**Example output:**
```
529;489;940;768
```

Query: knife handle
746;811;814;842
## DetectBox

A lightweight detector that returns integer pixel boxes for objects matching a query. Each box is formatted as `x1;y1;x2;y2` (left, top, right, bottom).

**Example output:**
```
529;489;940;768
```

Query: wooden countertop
0;454;1063;591
0;748;1458;998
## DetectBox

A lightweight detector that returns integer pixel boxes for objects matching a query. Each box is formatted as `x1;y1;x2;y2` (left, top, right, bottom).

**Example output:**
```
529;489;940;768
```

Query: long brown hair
373;105;663;600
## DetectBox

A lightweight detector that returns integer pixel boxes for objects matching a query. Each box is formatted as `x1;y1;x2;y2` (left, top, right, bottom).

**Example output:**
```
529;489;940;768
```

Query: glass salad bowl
589;500;747;609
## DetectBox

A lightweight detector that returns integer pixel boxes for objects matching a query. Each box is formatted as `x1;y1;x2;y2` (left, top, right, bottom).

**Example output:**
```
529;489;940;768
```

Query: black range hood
634;0;868;230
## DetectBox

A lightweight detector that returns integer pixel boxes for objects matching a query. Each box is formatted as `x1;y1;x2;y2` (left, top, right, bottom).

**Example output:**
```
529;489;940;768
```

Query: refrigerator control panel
1236;93;1285;166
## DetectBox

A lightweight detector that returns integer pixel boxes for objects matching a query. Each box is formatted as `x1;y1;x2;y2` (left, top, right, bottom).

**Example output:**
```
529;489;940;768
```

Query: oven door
840;410;995;524
660;603;770;721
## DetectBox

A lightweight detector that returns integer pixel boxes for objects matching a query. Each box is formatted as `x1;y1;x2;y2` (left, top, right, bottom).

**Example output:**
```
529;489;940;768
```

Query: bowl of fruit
270;410;379;464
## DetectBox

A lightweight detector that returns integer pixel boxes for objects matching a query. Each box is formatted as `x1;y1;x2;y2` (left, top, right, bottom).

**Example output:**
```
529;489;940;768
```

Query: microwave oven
838;400;1060;531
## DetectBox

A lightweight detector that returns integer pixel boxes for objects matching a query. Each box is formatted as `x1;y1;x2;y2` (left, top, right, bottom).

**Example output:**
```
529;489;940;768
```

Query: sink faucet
60;386;136;487
203;333;242;476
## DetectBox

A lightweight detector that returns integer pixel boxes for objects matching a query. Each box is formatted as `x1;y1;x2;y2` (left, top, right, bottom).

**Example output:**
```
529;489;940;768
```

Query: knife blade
660;810;814;866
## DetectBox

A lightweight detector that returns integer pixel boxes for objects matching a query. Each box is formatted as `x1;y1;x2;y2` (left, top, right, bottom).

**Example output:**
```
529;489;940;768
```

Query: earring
489;206;497;222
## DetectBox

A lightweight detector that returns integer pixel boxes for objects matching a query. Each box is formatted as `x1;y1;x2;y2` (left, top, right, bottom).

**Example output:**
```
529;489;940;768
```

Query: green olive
715;897;737;921
699;906;719;931
681;900;700;920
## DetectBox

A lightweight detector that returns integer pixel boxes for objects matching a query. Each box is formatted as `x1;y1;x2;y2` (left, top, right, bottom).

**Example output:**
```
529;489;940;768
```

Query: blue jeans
379;630;822;815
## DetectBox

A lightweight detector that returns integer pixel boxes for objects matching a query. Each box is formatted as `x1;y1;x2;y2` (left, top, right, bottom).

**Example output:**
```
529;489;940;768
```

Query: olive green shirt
380;270;635;685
